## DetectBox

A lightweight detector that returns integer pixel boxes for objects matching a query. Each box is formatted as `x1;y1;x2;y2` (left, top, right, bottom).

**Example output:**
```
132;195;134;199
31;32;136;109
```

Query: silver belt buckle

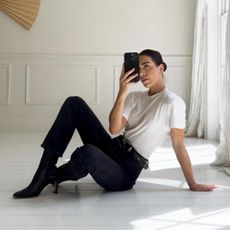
122;137;132;152
127;146;132;152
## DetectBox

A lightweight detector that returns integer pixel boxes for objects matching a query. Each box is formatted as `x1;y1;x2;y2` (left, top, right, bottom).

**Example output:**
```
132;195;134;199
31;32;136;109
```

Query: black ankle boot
53;162;76;194
13;150;59;199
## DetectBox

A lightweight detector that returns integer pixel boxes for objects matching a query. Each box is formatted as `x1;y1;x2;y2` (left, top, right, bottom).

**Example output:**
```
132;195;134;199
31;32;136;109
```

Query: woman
13;49;216;199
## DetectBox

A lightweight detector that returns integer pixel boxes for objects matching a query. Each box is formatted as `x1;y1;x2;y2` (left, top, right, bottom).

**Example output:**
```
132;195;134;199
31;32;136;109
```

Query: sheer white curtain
185;0;207;137
211;11;230;175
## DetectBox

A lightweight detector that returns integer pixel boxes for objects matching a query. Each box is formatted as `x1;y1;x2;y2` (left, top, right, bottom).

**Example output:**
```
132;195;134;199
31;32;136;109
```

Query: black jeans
41;96;143;191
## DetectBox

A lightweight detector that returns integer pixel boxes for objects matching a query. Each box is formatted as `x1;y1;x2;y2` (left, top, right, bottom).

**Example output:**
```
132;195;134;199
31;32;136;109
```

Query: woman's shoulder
163;89;185;106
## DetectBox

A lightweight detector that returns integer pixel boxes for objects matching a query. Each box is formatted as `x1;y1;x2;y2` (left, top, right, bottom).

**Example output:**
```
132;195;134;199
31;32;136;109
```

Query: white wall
0;0;196;132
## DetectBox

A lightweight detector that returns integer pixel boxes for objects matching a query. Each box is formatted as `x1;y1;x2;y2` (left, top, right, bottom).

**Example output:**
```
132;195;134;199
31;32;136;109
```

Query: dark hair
139;49;167;72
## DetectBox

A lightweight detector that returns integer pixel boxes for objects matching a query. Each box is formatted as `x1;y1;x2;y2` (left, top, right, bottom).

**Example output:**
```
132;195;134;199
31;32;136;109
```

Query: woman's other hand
189;183;217;192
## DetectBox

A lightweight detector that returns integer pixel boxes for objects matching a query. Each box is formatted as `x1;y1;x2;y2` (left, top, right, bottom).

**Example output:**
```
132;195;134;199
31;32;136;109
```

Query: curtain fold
211;10;230;175
185;0;207;138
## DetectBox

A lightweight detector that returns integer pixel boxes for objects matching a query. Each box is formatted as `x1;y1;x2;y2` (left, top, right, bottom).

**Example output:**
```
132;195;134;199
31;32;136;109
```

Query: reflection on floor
0;133;230;230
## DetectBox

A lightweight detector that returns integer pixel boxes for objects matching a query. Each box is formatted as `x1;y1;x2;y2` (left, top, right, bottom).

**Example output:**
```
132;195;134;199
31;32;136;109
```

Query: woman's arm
109;66;137;135
109;96;127;135
170;128;217;191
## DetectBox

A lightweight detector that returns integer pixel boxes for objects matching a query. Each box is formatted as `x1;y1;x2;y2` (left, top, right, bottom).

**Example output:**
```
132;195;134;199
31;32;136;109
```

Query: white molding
113;65;122;102
25;65;30;105
0;64;11;105
25;64;100;105
94;65;100;105
164;58;192;105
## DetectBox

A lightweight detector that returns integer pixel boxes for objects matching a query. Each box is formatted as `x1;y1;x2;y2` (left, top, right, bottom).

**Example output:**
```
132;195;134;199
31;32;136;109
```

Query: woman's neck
148;82;166;96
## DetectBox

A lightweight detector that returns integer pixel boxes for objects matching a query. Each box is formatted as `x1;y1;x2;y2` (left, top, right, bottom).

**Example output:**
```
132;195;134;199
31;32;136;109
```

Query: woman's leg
41;96;111;156
56;144;142;191
13;150;58;198
13;96;111;198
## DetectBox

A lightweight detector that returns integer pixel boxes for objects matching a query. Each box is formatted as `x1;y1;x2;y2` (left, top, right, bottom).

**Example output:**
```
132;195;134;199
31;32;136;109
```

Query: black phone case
124;52;140;82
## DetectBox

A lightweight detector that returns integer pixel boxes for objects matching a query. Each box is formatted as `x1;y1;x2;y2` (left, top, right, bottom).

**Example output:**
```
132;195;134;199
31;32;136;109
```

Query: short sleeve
123;93;133;120
169;96;186;129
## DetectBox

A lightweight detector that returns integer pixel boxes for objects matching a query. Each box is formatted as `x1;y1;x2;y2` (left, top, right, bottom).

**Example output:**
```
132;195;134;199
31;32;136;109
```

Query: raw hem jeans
41;96;143;191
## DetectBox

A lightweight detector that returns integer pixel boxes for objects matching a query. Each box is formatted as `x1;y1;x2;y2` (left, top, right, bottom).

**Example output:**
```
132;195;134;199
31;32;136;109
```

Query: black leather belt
115;135;149;169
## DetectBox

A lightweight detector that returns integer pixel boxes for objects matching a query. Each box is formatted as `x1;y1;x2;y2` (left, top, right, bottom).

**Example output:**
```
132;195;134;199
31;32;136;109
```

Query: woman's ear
159;63;164;72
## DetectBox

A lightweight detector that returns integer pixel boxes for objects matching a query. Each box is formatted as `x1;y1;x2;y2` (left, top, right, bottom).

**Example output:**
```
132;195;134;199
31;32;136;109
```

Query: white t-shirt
123;88;186;160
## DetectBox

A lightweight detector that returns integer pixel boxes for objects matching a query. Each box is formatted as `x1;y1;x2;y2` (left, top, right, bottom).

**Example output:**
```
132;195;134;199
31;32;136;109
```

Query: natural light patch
193;208;230;226
215;184;230;190
148;144;217;171
138;177;230;191
131;219;175;230
137;178;187;189
153;208;202;221
130;207;230;230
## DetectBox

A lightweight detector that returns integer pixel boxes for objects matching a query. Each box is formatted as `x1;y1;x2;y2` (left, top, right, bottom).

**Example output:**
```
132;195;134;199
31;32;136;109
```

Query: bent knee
64;96;85;105
71;144;100;161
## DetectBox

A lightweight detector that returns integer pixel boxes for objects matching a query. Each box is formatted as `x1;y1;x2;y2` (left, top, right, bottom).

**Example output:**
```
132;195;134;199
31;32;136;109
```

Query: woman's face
139;55;164;89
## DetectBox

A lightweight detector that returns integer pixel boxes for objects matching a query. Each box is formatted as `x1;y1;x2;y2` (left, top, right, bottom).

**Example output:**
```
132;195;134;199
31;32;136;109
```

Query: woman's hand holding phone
118;65;138;100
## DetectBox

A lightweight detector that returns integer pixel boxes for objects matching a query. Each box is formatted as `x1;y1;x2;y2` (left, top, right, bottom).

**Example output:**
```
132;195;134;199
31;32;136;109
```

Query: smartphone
124;52;140;82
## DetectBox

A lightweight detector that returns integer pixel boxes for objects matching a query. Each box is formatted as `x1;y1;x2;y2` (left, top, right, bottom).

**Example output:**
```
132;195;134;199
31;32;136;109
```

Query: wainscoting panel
0;54;191;132
26;64;99;105
0;64;11;105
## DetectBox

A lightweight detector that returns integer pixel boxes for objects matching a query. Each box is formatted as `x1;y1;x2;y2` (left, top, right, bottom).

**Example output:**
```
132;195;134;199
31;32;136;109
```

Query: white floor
0;134;230;230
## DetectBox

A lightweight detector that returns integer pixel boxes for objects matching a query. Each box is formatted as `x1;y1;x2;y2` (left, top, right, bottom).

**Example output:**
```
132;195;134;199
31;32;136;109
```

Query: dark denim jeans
41;97;143;191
